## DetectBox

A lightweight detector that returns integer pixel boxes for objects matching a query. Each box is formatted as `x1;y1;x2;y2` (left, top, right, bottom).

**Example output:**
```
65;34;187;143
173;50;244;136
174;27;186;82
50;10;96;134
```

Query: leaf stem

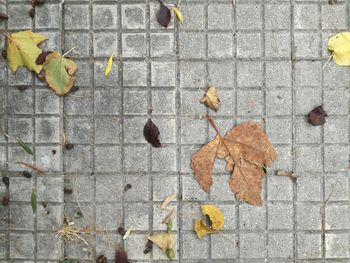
0;129;11;139
62;46;77;58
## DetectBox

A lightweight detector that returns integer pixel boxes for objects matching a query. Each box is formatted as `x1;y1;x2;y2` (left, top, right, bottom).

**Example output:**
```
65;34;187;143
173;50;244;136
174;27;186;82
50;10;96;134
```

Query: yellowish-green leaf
31;188;37;213
104;52;114;76
43;52;78;96
172;6;183;24
6;30;47;73
328;32;350;66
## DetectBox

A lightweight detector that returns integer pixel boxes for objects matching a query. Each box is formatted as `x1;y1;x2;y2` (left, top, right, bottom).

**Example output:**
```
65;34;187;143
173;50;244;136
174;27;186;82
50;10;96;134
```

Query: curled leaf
172;6;183;24
36;51;51;65
161;193;177;209
194;204;224;239
328;32;350;66
157;0;171;28
31;188;37;213
104;52;114;76
143;118;162;148
200;86;221;112
308;106;328;126
147;233;175;259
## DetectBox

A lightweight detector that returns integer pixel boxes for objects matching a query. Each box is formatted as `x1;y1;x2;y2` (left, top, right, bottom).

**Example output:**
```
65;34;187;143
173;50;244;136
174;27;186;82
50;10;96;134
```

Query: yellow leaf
172;6;183;24
43;52;78;96
200;86;221;112
6;30;47;73
328;32;350;66
147;233;174;252
104;52;114;76
194;204;225;239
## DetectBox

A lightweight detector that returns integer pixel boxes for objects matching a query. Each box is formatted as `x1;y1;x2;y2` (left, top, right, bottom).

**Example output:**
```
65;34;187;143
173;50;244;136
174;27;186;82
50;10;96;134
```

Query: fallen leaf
143;240;153;254
43;51;78;96
308;106;328;126
117;226;126;236
15;137;33;155
161;193;177;209
191;118;277;206
194;204;224;239
104;52;114;76
157;0;171;28
122;225;132;240
16;162;46;175
172;6;183;24
5;30;47;73
65;143;74;150
200;86;221;112
143;118;162;148
96;255;107;263
0;13;9;20
328;32;350;66
147;233;175;259
2;176;9;187
115;247;129;263
124;184;132;191
36;50;51;65
31;188;36;213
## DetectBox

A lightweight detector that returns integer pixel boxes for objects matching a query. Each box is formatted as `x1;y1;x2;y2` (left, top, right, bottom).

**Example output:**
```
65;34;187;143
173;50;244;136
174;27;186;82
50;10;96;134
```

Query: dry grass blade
161;193;177;209
276;170;298;181
16;161;46;175
122;225;132;240
162;208;176;224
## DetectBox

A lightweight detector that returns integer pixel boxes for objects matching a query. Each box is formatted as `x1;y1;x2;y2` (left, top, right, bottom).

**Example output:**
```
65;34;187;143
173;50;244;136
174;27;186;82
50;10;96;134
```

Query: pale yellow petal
104;52;114;76
172;6;183;24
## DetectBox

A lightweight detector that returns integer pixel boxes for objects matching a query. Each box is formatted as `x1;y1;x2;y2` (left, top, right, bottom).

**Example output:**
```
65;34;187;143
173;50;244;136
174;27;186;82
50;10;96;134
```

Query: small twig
217;230;236;247
62;46;77;57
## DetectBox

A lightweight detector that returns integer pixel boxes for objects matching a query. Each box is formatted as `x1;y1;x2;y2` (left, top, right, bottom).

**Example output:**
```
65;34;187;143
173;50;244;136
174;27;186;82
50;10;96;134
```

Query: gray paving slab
0;0;349;262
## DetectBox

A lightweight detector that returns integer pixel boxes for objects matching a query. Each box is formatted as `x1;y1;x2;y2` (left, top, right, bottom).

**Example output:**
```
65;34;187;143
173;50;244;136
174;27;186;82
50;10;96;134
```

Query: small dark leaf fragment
18;86;28;92
29;8;35;19
22;171;32;178
156;0;171;28
143;118;162;148
70;86;80;93
117;227;126;236
308;106;328;126
2;176;9;187
36;51;51;65
52;149;56;155
41;201;47;208
143;240;153;254
65;143;75;150
96;255;107;263
36;70;46;81
31;0;45;7
0;12;9;20
2;194;9;206
1;49;7;59
64;187;73;194
115;247;129;263
124;184;132;192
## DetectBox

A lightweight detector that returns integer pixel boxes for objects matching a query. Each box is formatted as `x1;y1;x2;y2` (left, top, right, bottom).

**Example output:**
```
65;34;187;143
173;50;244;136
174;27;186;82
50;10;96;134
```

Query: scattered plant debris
115;247;129;263
64;187;73;194
2;176;9;187
36;70;45;81
143;118;162;148
143;240;153;254
35;50;51;65
157;0;171;28
105;52;114;76
0;129;33;155
123;184;132;192
2;194;9;206
194;204;224;239
308;106;328;126
200;86;221;112
276;170;298;181
191;117;277;206
117;226;126;236
43;51;78;96
328;32;350;66
16;162;46;175
22;171;32;178
28;8;35;18
96;255;107;263
161;193;177;209
56;216;91;245
0;13;8;20
122;225;132;240
31;188;37;213
172;6;183;24
65;143;75;150
147;233;175;260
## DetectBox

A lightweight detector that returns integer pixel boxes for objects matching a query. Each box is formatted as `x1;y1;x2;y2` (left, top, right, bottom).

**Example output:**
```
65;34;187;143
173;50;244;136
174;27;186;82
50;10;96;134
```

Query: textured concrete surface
0;0;349;262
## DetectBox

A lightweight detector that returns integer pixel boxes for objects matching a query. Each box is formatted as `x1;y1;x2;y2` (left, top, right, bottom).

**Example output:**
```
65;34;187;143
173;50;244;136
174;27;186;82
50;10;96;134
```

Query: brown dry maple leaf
191;118;277;206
